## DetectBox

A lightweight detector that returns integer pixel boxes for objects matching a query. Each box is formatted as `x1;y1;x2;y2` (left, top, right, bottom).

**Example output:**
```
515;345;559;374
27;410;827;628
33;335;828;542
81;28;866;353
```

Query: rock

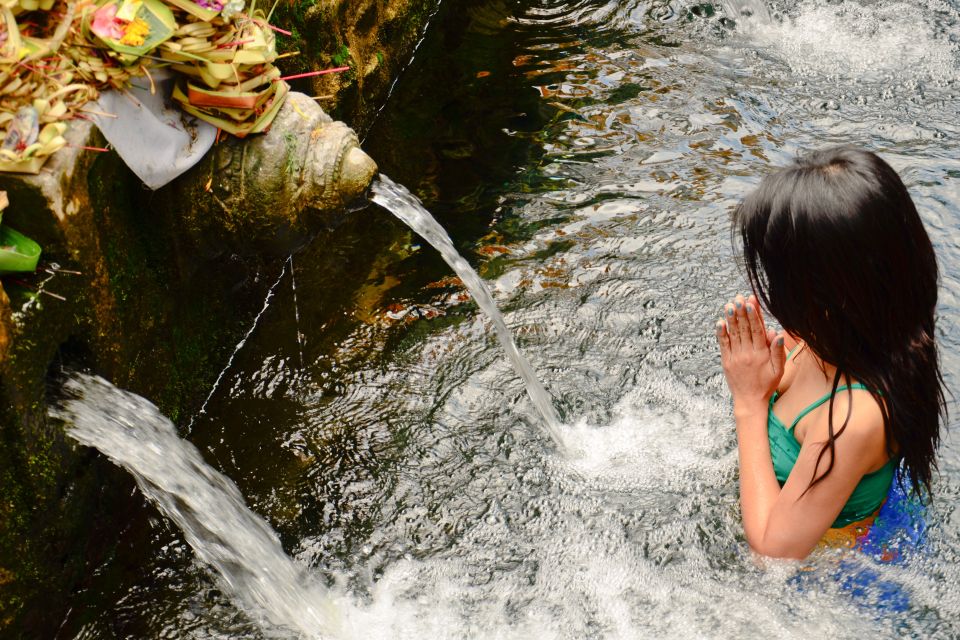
159;92;378;257
0;90;378;637
204;91;375;215
271;0;439;134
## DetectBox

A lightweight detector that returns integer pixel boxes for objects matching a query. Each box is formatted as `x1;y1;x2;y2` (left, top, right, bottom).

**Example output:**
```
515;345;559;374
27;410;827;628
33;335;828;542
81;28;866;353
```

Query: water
722;0;772;22
59;0;960;637
370;174;566;448
54;374;341;639
290;254;306;370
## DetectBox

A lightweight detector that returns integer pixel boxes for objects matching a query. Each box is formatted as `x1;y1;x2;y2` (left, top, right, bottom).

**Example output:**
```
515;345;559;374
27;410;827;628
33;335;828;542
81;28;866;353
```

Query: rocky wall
272;0;439;135
0;1;438;633
0;118;289;636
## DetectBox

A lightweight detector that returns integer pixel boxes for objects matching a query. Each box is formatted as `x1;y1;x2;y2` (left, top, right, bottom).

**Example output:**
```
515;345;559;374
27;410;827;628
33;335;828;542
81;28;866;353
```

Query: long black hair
734;146;945;497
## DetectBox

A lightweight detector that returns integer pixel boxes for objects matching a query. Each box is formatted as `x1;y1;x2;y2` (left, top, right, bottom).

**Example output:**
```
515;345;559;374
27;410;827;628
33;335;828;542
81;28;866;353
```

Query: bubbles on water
722;0;773;23
747;0;960;86
556;371;732;492
318;366;898;640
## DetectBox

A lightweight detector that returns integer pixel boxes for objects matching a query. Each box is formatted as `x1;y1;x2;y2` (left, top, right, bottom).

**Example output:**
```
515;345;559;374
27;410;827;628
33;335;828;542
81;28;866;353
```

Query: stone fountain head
247;91;379;212
168;91;379;258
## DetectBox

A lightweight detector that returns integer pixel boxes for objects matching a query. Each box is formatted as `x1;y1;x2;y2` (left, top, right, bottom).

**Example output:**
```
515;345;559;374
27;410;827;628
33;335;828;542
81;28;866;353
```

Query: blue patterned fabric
792;463;926;614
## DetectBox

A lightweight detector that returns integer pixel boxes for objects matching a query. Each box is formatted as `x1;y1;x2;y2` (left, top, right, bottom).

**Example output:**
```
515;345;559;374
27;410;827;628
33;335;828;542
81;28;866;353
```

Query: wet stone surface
46;0;960;638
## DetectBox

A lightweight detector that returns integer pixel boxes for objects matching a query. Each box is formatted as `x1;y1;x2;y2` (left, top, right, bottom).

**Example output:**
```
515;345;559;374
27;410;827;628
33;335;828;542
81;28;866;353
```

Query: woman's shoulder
808;382;889;471
830;382;885;427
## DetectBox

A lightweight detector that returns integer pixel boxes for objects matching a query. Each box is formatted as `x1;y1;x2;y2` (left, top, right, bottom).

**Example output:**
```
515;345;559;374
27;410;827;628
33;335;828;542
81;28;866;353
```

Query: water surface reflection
70;0;960;637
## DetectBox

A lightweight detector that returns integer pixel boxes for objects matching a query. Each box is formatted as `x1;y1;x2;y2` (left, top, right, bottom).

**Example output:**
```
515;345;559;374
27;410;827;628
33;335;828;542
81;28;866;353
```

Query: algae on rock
272;0;439;133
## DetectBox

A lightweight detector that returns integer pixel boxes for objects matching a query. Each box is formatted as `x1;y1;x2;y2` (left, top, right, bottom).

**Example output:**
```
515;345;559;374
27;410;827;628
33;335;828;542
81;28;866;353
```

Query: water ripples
310;2;960;636
70;0;960;637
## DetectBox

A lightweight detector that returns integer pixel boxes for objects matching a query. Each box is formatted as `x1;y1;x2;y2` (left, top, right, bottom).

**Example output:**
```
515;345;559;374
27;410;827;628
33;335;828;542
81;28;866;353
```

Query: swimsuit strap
769;344;804;404
787;383;871;432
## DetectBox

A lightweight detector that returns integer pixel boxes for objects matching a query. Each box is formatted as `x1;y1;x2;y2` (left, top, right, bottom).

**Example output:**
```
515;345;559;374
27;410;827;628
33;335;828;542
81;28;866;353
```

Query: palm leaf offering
163;0;222;22
0;7;23;63
174;75;284;137
0;190;42;273
10;0;56;12
0;223;41;272
87;0;177;60
163;11;286;136
0;0;301;174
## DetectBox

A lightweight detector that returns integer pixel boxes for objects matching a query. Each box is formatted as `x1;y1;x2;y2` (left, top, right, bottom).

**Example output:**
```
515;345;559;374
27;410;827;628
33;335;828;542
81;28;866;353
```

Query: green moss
283;132;302;176
0;388;57;633
270;0;321;73
332;44;351;66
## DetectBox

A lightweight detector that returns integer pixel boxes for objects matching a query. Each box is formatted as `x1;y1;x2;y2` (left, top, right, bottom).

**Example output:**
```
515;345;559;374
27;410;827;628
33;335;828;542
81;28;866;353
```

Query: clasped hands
715;293;787;418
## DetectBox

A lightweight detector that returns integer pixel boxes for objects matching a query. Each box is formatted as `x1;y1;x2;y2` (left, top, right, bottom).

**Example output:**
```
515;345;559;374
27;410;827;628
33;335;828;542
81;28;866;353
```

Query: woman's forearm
734;402;781;550
716;295;789;553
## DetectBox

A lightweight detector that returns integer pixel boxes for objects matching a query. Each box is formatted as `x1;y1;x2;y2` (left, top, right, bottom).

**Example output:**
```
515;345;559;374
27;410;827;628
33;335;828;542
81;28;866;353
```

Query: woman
715;146;945;559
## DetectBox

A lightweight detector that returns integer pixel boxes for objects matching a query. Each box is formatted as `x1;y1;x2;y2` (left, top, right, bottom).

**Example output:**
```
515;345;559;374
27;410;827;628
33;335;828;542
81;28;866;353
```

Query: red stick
276;66;349;82
68;144;111;152
17;61;55;77
267;24;292;35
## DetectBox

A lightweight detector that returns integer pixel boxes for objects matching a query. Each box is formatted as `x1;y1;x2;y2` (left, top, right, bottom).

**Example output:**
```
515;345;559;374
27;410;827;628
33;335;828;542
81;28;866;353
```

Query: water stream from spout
370;175;565;449
290;253;306;369
53;374;341;639
51;176;567;638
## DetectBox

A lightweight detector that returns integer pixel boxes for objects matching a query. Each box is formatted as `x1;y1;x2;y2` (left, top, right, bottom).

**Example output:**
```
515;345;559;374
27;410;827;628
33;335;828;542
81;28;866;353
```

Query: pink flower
91;4;125;40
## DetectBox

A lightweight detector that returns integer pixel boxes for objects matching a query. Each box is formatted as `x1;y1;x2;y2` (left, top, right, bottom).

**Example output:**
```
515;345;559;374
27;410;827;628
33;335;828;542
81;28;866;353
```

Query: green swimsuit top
768;380;896;528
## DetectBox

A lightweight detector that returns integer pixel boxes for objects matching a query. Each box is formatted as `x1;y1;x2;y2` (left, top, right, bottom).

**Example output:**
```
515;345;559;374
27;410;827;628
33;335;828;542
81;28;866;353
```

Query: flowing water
370;174;566;447
60;0;960;637
55;375;341;639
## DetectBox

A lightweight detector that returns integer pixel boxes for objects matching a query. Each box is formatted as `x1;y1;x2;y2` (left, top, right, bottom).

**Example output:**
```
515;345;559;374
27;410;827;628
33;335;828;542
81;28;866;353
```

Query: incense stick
275;66;349;82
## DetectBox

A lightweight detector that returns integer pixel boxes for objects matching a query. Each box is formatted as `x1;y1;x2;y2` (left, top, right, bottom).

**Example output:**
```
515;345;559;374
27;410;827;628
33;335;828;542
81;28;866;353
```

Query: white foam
558;375;732;492
747;0;960;84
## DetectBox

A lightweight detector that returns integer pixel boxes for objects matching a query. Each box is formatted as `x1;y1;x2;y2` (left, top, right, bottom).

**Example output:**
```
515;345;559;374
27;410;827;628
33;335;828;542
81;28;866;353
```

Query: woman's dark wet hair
734;146;945;497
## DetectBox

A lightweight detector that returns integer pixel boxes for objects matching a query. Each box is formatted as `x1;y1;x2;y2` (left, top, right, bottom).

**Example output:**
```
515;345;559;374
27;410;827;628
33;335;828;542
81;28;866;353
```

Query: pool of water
66;0;960;637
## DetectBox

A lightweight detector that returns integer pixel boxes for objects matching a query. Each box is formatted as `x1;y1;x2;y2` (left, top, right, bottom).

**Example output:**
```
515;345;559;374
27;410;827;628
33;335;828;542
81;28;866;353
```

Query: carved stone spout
164;91;378;257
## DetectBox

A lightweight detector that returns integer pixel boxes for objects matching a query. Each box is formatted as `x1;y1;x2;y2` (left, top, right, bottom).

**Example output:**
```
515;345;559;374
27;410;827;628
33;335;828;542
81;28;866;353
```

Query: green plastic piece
0;225;41;273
